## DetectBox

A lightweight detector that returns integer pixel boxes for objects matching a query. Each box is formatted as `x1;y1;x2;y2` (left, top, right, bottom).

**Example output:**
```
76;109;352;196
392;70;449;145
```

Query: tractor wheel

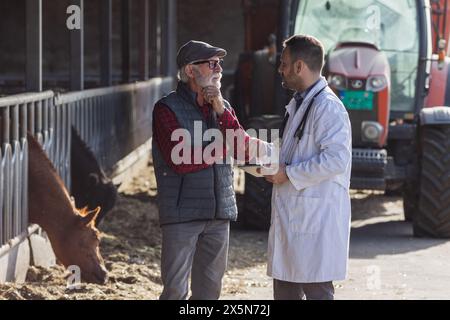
250;50;277;117
245;115;283;140
241;115;283;230
402;183;418;222
413;125;450;237
242;173;273;230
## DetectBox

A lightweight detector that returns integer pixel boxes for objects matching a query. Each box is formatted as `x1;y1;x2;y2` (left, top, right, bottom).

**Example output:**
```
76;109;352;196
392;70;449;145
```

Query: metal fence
56;77;173;180
0;91;55;246
0;77;173;247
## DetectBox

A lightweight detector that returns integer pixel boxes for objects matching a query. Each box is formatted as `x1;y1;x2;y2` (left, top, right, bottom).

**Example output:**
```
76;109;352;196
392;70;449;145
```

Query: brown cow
27;132;108;284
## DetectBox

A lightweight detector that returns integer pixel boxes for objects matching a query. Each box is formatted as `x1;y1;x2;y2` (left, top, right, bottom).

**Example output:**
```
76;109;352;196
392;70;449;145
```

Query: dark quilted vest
152;82;237;225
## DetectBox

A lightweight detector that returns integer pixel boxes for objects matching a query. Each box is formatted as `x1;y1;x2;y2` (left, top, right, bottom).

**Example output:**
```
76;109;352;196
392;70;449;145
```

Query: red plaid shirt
153;101;251;174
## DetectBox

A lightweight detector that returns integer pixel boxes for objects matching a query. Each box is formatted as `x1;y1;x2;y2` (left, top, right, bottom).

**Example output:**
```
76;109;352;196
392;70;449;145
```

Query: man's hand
202;86;225;115
263;164;289;185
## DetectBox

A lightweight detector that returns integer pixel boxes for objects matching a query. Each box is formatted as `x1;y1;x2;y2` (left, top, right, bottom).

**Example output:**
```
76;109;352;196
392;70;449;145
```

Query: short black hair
283;35;324;72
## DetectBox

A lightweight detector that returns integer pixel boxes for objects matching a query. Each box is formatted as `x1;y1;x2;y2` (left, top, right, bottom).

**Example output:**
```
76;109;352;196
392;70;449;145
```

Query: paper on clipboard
235;140;280;177
236;163;277;177
237;164;264;177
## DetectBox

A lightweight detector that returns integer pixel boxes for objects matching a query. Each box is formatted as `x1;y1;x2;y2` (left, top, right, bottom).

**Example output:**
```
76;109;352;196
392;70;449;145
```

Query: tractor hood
328;42;390;79
327;42;391;149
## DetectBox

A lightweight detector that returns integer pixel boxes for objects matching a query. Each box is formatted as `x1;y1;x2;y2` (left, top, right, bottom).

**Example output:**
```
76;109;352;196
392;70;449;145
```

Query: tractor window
294;0;420;112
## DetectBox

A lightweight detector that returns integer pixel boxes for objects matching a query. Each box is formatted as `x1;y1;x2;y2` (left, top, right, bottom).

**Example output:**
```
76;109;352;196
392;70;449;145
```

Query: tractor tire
250;50;276;118
246;115;284;141
402;183;418;222
242;173;273;230
413;125;450;237
241;115;283;230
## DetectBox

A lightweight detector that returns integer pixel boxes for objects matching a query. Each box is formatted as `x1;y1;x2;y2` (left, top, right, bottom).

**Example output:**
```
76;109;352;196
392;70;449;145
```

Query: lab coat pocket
288;196;323;234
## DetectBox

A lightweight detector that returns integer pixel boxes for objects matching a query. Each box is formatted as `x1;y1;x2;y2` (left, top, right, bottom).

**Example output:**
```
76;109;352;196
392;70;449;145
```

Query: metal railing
0;77;173;247
55;77;173;185
0;91;55;246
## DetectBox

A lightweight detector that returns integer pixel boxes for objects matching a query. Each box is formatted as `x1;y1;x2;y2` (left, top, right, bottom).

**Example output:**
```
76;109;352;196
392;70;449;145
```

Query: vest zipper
176;176;184;207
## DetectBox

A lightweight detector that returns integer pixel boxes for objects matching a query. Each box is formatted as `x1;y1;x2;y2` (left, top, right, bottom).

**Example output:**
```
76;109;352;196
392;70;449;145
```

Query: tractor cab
294;0;422;115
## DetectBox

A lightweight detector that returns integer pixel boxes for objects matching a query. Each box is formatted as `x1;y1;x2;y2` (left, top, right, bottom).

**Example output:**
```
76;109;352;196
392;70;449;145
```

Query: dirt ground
1;160;450;300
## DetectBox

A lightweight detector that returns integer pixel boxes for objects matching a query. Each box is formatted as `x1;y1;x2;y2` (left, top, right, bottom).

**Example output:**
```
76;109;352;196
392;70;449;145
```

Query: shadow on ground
350;190;402;221
350;220;449;259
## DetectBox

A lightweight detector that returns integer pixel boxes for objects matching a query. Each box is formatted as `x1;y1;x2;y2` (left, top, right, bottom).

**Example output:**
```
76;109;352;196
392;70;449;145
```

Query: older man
264;35;352;300
152;40;262;300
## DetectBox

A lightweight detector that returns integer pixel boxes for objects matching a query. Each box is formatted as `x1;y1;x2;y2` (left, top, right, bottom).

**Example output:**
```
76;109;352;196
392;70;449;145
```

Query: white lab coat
267;77;352;283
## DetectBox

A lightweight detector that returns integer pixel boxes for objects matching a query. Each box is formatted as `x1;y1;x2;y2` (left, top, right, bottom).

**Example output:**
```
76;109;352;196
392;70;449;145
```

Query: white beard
194;69;222;89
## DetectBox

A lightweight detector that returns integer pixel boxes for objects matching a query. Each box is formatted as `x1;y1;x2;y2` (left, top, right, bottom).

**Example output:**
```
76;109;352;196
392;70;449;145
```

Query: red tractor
234;0;450;237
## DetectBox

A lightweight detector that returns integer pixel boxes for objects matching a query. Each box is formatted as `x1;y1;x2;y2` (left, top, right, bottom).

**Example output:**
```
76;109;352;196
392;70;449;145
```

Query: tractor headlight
328;74;346;90
361;121;383;142
366;75;387;92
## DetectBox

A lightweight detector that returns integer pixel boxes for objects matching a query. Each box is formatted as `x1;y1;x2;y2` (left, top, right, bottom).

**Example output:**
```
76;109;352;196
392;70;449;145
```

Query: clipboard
236;163;277;177
236;164;264;177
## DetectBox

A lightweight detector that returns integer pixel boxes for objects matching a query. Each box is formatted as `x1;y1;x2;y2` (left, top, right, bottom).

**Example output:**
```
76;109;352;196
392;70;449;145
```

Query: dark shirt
293;78;321;112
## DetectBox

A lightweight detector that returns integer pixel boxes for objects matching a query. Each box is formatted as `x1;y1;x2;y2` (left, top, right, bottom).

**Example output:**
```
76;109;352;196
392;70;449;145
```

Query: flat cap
176;40;227;68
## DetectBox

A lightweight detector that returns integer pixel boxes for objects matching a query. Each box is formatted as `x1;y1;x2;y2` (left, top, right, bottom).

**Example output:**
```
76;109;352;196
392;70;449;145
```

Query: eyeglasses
191;59;224;70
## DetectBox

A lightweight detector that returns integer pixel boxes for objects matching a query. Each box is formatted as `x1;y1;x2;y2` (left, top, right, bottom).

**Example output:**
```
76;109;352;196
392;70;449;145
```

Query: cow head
84;173;117;224
71;127;118;225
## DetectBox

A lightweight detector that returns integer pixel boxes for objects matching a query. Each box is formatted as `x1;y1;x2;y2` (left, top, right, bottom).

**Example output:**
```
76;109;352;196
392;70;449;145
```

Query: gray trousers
159;220;229;300
273;279;335;300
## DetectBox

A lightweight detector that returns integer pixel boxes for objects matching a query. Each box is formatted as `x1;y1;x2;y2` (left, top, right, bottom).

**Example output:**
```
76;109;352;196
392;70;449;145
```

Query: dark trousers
273;279;335;300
